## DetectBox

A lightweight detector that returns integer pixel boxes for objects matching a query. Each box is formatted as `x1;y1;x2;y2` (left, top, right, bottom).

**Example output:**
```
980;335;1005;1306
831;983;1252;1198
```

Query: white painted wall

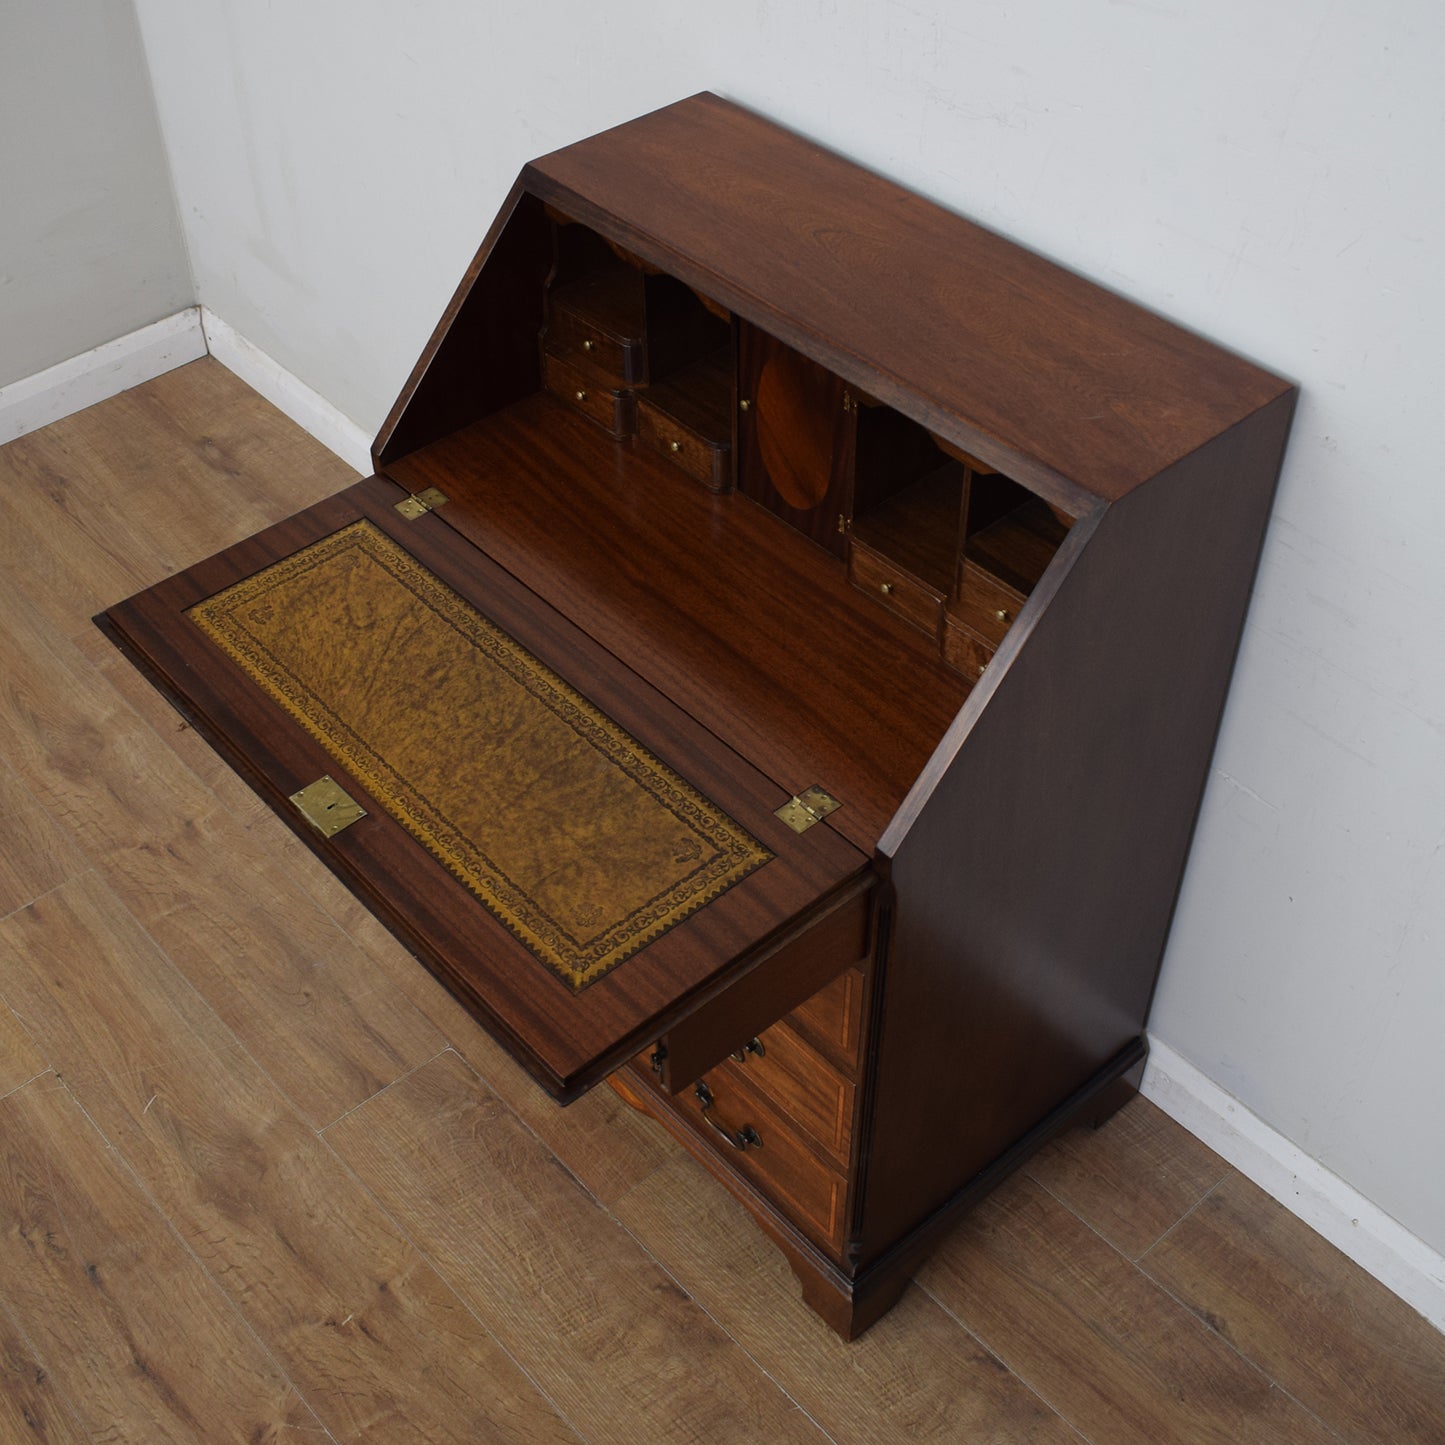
130;1;1445;1258
0;0;191;389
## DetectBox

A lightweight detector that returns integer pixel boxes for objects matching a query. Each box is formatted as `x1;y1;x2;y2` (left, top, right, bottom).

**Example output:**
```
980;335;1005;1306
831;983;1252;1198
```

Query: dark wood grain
386;393;967;854
738;322;856;556
518;93;1290;512
786;966;867;1072
859;392;1295;1258
94;96;1301;1343
373;186;550;466
659;876;872;1089
620;1061;853;1262
714;1018;858;1167
14;358;1409;1434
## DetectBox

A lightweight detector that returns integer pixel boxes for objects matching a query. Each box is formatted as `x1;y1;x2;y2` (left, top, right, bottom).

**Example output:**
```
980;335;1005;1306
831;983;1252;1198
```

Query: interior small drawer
943;614;995;682
718;1019;855;1168
546;295;645;384
956;559;1025;646
635;394;731;491
542;351;636;439
848;540;944;640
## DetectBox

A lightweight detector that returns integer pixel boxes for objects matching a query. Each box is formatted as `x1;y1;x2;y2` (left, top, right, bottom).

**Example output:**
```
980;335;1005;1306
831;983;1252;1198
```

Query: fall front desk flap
99;480;867;1099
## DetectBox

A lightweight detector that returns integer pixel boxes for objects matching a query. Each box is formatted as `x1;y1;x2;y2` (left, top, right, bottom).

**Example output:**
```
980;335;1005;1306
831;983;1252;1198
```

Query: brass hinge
837;513;852;536
393;486;449;520
775;785;842;834
290;775;367;837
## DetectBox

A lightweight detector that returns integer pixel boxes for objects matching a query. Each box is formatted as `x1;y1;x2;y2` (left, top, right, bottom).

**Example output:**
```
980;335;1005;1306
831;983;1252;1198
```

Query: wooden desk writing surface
99;93;1295;1336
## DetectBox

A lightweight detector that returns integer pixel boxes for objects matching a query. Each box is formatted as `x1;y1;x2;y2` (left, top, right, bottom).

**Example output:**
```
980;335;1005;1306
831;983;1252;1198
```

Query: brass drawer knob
669;440;681;453
880;581;895;596
994;608;1011;623
730;1037;765;1063
574;389;588;403
582;339;595;352
739;398;751;412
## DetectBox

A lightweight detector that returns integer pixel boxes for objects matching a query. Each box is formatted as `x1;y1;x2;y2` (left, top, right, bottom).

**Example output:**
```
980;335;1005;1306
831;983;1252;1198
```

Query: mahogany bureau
99;93;1296;1338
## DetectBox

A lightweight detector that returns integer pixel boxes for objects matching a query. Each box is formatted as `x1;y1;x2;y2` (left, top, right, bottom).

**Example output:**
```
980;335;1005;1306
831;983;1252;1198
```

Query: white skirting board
198;308;371;476
0;307;371;477
0;309;207;445
1143;1037;1445;1333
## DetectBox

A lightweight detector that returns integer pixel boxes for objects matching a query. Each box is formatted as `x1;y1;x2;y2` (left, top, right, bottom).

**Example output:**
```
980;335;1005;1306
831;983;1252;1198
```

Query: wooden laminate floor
0;358;1441;1443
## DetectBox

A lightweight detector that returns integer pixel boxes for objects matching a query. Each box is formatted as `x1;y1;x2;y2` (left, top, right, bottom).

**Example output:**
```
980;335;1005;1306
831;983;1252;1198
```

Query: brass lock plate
290;775;367;837
774;785;842;834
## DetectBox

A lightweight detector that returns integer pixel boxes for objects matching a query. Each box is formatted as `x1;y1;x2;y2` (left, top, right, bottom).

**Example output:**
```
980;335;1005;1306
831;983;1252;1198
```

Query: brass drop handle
730;1037;765;1063
574;389;588;403
880;582;894;596
694;1081;761;1150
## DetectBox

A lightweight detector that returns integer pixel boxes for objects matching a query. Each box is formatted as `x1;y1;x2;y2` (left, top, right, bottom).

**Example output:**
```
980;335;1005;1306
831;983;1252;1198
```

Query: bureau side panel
373;186;550;468
855;392;1296;1260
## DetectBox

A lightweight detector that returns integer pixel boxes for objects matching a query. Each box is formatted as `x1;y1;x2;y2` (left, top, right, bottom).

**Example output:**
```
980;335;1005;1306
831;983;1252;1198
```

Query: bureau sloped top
381;92;1291;514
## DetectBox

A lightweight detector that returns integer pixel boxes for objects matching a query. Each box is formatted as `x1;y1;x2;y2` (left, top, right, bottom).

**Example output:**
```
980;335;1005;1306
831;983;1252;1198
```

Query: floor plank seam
604;1203;839;1443
36;1071;342;1444
440;1031;682;1213
0;872;80;927
910;1279;1096;1445
1133;1215;1357;1445
1136;1168;1233;1262
79;636;276;833
71;859;388;1140
315;1043;455;1135
0;1065;52;1104
313;1106;590;1445
1014;1170;1318;1428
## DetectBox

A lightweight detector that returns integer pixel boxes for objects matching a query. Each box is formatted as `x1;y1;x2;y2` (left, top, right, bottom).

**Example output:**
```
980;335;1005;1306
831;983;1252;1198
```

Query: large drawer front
628;957;865;1255
683;1073;850;1253
787;966;866;1073
718;1019;855;1167
633;1047;852;1256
